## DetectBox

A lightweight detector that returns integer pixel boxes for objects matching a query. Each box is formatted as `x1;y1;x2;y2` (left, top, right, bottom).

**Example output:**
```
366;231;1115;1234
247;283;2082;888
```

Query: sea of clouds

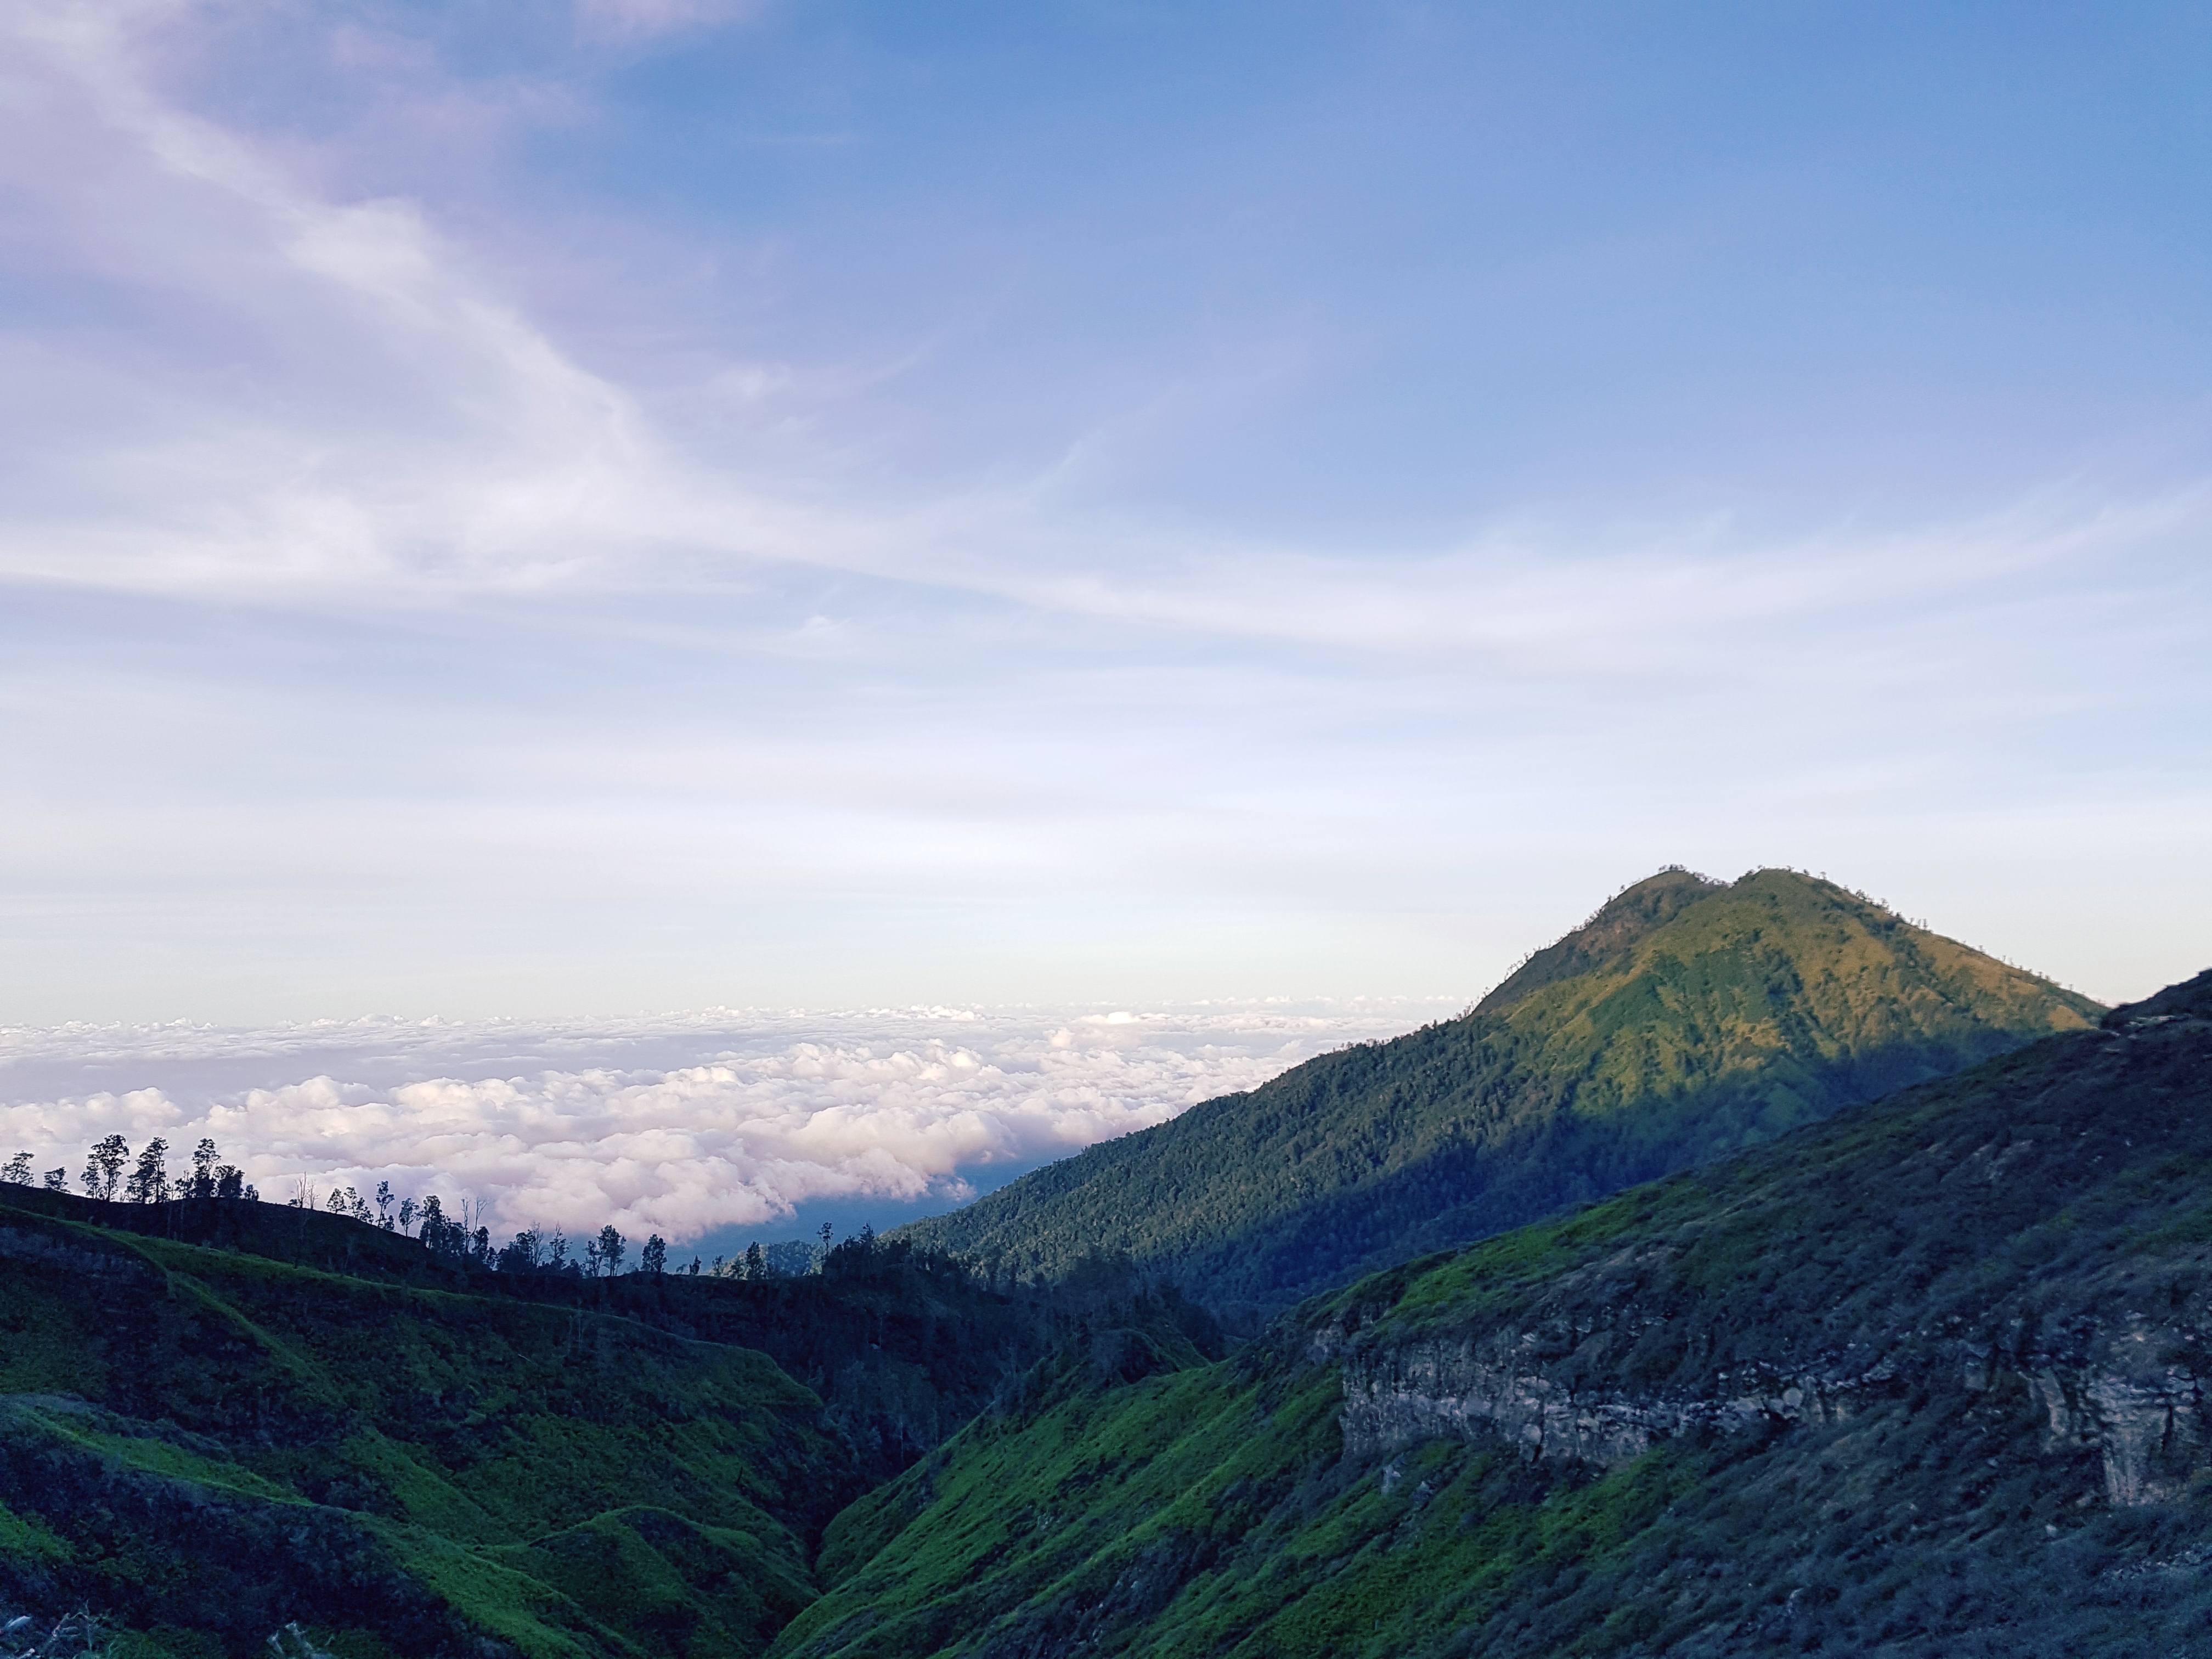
0;1001;1449;1248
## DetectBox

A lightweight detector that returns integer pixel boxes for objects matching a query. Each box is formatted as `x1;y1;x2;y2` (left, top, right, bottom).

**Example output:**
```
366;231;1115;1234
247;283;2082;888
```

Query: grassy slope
0;1200;844;1659
899;870;2101;1312
10;1189;1130;1488
780;972;2212;1659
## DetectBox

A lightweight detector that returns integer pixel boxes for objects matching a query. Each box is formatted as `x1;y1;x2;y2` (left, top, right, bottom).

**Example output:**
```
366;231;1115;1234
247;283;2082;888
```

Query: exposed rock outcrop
1321;1317;2210;1506
1308;1006;2212;1510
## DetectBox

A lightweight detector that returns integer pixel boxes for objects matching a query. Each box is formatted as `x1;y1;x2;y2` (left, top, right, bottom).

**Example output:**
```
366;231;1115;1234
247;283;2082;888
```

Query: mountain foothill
4;867;2207;1659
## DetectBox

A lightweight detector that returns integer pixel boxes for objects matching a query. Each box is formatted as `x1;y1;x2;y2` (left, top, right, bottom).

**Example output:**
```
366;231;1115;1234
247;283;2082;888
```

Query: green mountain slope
0;1195;843;1659
899;869;2101;1312
0;1188;1216;1659
0;1192;1128;1496
777;969;2212;1659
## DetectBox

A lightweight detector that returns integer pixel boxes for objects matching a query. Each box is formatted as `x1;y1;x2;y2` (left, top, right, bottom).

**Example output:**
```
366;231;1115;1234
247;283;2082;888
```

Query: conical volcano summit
900;868;2101;1312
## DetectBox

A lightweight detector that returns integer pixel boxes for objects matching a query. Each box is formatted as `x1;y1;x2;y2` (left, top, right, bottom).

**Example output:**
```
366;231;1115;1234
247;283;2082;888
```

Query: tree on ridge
594;1225;625;1277
83;1136;129;1202
125;1139;170;1204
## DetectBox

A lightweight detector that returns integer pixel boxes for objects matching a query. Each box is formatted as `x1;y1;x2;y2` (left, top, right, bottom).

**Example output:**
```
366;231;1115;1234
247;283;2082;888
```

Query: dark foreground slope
781;969;2212;1659
0;1201;834;1659
901;869;2100;1313
0;1193;1212;1659
0;1189;1144;1491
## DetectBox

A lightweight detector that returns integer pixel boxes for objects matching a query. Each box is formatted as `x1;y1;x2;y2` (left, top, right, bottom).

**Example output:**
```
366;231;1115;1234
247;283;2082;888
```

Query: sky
3;0;2210;1041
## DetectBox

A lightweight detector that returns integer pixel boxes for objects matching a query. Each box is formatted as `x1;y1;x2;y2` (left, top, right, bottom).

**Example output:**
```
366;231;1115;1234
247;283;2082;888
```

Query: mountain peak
1474;866;1724;1014
900;866;2101;1312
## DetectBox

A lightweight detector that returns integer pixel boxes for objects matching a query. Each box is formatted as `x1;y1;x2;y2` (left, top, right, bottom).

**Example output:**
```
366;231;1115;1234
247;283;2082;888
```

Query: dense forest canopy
899;869;2102;1313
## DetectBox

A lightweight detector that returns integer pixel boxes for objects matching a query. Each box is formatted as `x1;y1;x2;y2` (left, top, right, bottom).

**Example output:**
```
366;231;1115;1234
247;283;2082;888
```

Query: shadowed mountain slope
777;968;2212;1659
898;869;2101;1313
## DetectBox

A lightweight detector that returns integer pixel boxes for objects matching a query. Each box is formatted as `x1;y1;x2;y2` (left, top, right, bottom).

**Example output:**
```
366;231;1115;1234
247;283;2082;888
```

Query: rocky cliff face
1311;995;2212;1510
1324;1291;2211;1508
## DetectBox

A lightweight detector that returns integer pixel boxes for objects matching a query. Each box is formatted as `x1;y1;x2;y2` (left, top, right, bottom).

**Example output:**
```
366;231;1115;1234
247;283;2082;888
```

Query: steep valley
0;1194;1198;1659
779;971;2212;1657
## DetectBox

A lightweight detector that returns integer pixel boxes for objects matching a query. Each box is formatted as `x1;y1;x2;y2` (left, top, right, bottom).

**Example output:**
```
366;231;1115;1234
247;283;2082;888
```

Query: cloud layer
0;1002;1444;1243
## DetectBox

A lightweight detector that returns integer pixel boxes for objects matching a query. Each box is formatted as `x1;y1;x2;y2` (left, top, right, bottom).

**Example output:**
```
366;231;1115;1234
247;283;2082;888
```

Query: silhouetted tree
374;1180;394;1228
498;1226;541;1272
417;1195;462;1256
125;1139;170;1204
2;1152;30;1186
641;1234;667;1276
189;1138;219;1198
214;1165;245;1200
321;1184;371;1223
744;1240;766;1279
83;1136;128;1201
42;1169;65;1193
595;1224;625;1278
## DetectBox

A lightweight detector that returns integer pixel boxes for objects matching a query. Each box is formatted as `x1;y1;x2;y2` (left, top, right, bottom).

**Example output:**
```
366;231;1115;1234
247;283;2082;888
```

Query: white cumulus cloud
0;1001;1447;1244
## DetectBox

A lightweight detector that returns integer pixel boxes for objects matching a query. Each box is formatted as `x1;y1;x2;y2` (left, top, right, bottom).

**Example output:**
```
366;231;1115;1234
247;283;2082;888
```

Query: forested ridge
0;1188;1212;1659
898;868;2101;1313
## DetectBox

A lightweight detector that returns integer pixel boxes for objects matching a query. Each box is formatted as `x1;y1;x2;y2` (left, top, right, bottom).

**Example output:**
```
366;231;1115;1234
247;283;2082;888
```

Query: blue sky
2;0;2208;1022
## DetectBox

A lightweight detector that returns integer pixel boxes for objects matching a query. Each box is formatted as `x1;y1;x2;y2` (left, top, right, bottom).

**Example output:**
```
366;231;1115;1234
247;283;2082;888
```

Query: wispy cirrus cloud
7;0;2202;650
0;0;780;597
0;0;2204;731
573;0;769;44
